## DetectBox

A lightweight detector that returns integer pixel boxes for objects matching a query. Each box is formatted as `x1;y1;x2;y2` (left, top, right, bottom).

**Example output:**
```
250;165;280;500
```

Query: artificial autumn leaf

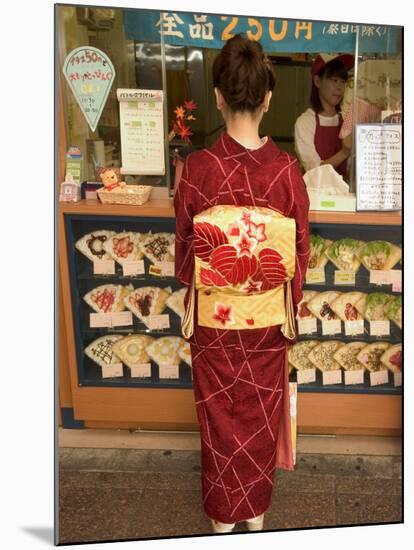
174;106;185;119
184;99;198;111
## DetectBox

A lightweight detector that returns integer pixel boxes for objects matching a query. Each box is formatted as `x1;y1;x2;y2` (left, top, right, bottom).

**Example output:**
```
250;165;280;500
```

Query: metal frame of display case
58;199;402;434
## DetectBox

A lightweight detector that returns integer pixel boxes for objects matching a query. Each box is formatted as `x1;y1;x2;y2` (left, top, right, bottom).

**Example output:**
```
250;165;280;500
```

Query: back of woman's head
212;33;275;113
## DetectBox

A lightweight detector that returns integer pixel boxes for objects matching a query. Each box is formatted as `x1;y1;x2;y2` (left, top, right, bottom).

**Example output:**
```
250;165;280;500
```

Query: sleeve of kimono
286;160;311;317
173;155;196;286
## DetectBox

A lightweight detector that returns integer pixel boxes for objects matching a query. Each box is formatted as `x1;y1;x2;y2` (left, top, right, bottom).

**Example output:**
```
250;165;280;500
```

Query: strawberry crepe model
331;291;364;321
296;290;318;320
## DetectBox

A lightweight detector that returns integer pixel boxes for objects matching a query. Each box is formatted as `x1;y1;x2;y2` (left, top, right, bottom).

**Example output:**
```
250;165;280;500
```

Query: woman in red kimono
174;34;310;534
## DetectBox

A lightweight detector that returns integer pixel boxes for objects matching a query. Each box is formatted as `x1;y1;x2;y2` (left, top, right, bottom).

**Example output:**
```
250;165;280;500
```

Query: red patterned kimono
174;131;310;524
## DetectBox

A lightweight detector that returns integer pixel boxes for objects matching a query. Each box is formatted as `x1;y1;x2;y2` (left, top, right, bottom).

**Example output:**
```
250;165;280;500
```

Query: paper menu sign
306;268;325;284
297;318;317;335
117;88;165;175
296;368;316;384
369;270;401;286
322;370;342;385
344;320;365;336
122;260;145;276
147;314;170;330
322;319;341;335
93;259;115;275
130;363;152;378
369;320;390;336
101;363;123;378
393;372;402;387
369;370;389;386
89;311;133;328
334;271;356;286
356;124;402;211
344;369;365;385
159;364;179;379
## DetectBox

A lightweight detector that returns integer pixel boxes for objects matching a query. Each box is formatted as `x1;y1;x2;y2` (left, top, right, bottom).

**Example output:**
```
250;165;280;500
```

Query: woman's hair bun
212;33;275;113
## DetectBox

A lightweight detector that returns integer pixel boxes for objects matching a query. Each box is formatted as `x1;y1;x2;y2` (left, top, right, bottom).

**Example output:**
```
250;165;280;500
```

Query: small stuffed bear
98;167;127;192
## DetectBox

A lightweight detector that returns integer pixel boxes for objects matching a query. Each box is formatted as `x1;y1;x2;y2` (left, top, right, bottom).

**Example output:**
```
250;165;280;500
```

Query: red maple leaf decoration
210;245;258;285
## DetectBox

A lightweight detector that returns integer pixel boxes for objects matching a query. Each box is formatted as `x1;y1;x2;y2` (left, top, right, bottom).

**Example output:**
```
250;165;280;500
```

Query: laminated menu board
356;124;402;211
117;88;165;175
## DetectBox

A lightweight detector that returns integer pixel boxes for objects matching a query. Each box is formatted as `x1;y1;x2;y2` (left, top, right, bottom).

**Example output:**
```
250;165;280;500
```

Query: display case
290;221;402;395
65;213;193;389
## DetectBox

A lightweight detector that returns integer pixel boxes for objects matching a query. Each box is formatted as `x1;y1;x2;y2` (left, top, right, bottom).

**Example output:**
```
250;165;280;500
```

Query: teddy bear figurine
98;167;127;192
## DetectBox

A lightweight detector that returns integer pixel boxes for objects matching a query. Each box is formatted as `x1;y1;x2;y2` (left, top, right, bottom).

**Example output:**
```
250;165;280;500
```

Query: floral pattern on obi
194;206;295;295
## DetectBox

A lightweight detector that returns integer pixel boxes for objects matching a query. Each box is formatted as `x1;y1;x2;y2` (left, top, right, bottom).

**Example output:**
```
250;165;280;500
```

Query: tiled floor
58;446;402;545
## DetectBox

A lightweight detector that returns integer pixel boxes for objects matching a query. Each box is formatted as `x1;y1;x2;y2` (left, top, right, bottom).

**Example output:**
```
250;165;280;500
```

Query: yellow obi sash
181;205;297;339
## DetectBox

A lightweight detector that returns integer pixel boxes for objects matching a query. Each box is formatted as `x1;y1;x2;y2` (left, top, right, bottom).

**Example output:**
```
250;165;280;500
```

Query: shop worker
294;53;354;177
174;34;310;534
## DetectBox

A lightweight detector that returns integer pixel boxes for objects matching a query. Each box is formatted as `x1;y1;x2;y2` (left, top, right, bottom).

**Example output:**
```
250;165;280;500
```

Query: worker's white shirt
294;108;341;172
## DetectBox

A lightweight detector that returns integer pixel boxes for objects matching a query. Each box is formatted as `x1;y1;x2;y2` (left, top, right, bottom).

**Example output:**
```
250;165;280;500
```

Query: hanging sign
356;124;402;211
63;46;116;132
124;10;397;53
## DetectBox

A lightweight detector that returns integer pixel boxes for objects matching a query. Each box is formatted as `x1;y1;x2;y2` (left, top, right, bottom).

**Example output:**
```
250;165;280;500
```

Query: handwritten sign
296;368;316;384
344;369;365;385
93;259;115;275
159;364;180;379
122;260;145;276
322;370;342;385
393;372;402;387
89;311;133;328
297;318;318;335
322;319;341;335
344;320;365;336
370;269;401;286
63;47;116;132
370;320;390;336
130;363;152;378
117;88;165;175
334;271;356;286
306;268;325;284
101;363;123;379
369;370;389;386
147;314;170;330
158;261;175;277
356;124;402;211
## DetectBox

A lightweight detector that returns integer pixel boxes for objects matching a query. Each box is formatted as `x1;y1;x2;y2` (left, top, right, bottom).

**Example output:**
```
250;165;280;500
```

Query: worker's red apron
314;113;347;177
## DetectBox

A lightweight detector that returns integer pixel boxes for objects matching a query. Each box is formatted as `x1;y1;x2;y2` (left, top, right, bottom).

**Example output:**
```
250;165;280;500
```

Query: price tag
334;271;356;286
89;312;113;328
111;311;133;327
159;364;180;379
344;320;365;336
297;318;317;335
147;314;170;330
159;261;175;276
370;320;390;336
393;371;402;387
370;270;401;286
130;363;152;378
322;319;341;335
392;281;402;293
122;260;145;276
322;370;342;385
369;370;389;386
93;259;115;275
306;268;325;284
149;264;163;276
101;363;123;378
344;369;365;385
296;368;316;384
